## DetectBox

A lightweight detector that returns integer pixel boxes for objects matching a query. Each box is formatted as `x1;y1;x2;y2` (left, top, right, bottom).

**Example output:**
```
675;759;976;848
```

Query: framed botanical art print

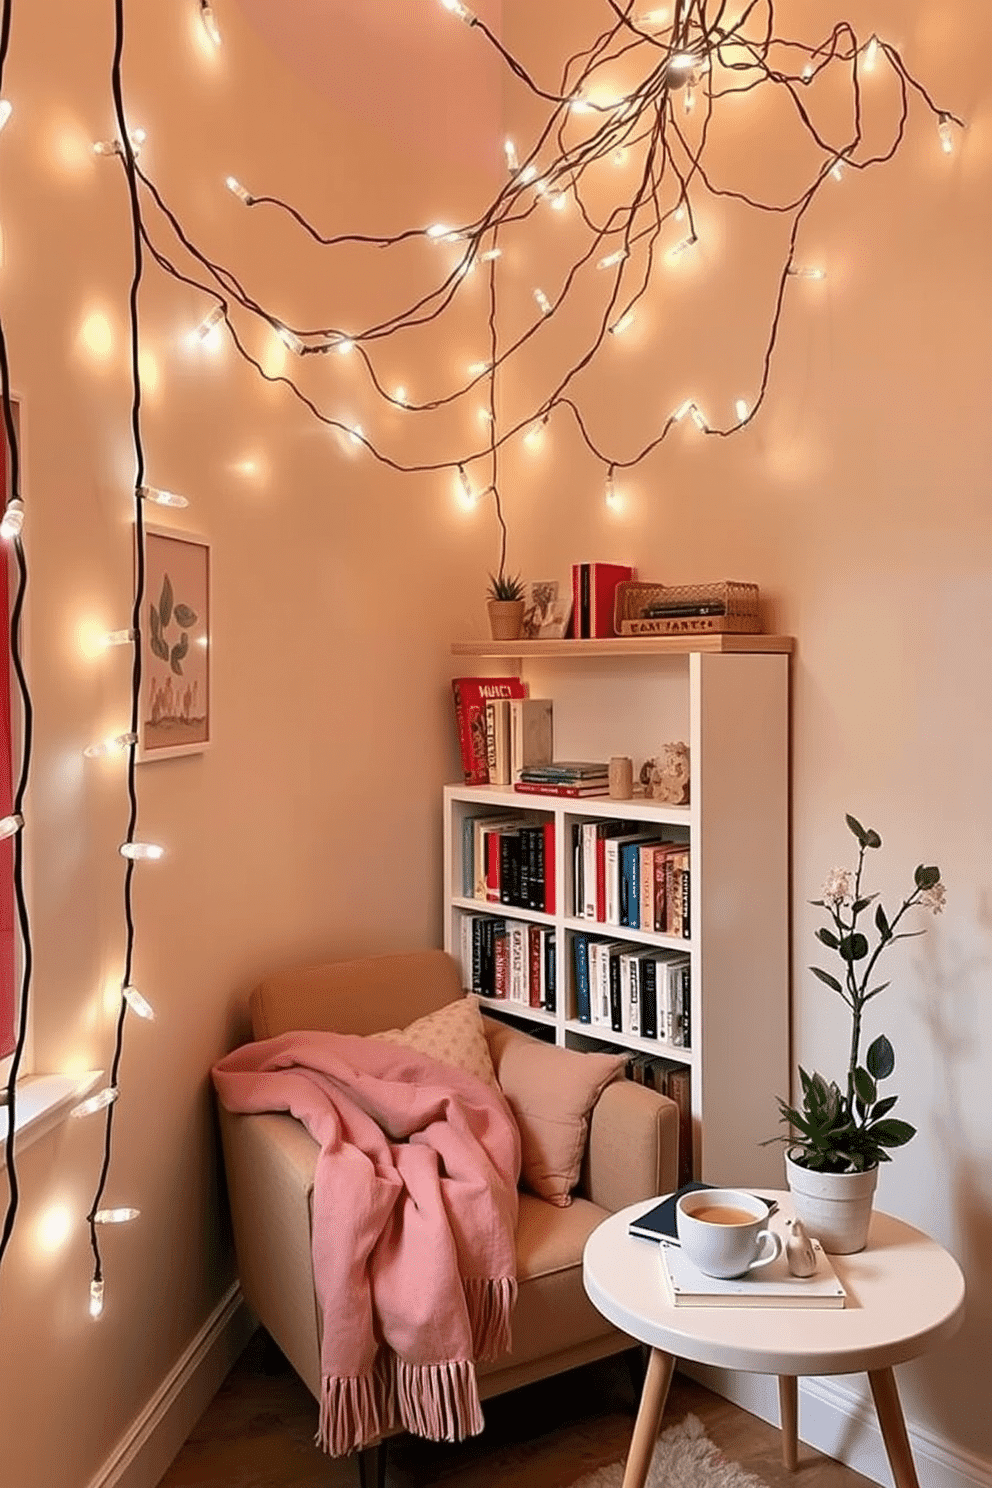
138;525;210;761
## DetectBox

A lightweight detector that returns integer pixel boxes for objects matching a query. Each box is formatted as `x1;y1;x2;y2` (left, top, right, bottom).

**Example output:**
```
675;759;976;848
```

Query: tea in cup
676;1189;783;1279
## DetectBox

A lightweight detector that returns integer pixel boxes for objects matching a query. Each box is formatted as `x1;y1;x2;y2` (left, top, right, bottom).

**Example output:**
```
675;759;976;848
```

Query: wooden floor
157;1332;882;1488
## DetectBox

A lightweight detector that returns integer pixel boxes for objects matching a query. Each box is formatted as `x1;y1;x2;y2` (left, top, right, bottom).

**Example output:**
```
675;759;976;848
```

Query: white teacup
676;1189;783;1279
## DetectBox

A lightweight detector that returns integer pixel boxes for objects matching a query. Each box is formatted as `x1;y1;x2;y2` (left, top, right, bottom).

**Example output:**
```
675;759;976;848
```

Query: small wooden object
644;742;690;804
615;580;762;636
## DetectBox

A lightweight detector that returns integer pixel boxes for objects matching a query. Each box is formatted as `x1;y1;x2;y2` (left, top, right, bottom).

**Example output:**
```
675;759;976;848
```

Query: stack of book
459;913;556;1012
514;761;609;798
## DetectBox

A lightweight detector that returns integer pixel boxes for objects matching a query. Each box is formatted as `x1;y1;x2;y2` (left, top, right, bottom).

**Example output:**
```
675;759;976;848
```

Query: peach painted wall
0;3;502;1485
498;0;992;1473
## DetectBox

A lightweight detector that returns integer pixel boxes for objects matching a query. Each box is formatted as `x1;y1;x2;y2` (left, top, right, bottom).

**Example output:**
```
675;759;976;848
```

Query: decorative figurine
785;1217;818;1278
641;741;691;804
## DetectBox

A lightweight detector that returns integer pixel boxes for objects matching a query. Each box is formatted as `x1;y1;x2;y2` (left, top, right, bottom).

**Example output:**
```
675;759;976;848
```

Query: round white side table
583;1193;965;1488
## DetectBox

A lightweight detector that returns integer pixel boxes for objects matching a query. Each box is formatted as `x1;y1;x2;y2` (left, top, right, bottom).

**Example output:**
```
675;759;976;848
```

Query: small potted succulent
487;571;526;641
769;814;945;1253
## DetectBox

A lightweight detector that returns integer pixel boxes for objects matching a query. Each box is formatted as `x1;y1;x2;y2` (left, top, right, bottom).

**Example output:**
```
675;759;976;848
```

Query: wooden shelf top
451;634;795;658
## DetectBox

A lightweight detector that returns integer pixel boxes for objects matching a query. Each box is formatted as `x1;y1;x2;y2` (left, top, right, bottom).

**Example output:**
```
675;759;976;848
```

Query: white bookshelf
443;641;792;1188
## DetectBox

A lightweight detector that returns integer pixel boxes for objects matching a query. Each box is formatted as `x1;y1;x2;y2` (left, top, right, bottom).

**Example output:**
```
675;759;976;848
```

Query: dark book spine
518;827;532;909
573;933;590;1022
609;949;623;1033
580;563;590;638
471;915;483;996
499;832;519;907
545;932;556;1013
531;825;544;912
641;956;657;1039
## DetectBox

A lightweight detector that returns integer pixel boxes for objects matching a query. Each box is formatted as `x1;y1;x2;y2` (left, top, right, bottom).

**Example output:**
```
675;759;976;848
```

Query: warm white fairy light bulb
504;138;518;173
0;100;11;133
348;424;364;447
477;406;493;426
609;310;636;336
597;248;628;270
479;248;502;263
735;398;750;424
455;465;478;507
102;628;136;648
548;191;568;212
831;159;844;181
938;114;958;154
192;304;225;343
275;325;304;355
801;62;814;81
666;235;696;262
523;417;548;451
0;813;22;841
333;337;355;355
468;360;491;376
533;288;552;315
518;164;538;185
94;1207;140;1224
89;1280;105;1318
684;82;696;114
440;0;476;22
225;175;252;205
71;1086;118;1119
393;385;408;406
690;404;709;432
863;35;879;72
604;467;620;510
123;985;155;1020
137;484;189;509
0;498;24;538
199;2;221;46
672;398;694;423
788;264;826;280
119;841;164;862
84;731;137;759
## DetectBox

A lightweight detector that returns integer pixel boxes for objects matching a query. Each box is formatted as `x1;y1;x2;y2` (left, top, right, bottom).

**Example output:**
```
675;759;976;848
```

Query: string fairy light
112;0;963;524
0;99;10;132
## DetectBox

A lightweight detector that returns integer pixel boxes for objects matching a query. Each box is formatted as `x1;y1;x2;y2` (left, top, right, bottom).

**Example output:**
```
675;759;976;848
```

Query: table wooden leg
621;1348;676;1488
778;1376;798;1470
868;1369;920;1488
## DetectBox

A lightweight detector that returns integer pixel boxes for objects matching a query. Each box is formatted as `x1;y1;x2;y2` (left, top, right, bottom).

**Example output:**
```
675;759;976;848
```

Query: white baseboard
683;1364;992;1488
86;1282;257;1488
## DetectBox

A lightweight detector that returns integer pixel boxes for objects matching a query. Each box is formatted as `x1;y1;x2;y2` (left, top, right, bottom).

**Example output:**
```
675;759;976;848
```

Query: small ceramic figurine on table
785;1217;818;1277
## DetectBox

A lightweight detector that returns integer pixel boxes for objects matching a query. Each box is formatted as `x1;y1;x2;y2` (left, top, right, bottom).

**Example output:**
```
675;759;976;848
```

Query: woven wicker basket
614;580;762;636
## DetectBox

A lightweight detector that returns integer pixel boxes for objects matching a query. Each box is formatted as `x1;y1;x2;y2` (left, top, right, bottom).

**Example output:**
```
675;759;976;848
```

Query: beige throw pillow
371;994;500;1091
483;1019;627;1207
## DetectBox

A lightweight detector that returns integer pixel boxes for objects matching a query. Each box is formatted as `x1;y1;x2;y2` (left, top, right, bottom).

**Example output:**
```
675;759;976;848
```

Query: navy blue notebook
628;1184;776;1243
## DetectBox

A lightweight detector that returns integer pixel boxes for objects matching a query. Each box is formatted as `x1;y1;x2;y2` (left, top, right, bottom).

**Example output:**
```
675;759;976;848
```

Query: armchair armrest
218;1105;322;1399
582;1080;679;1212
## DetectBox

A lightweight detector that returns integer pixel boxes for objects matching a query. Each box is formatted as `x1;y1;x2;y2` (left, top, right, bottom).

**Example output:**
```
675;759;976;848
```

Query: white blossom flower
920;881;947;914
821;867;854;905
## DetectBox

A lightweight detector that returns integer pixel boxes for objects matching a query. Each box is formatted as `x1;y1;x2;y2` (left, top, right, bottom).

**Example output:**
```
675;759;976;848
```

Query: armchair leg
357;1440;388;1488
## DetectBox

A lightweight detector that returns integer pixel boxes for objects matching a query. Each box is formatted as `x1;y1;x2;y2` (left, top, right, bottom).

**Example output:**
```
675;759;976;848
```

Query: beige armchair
217;948;678;1464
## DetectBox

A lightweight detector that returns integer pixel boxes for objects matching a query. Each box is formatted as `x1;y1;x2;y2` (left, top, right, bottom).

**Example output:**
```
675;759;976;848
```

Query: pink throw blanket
212;1031;520;1455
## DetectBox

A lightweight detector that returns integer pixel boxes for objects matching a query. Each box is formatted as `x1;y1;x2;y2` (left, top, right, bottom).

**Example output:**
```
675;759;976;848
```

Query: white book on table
659;1236;847;1309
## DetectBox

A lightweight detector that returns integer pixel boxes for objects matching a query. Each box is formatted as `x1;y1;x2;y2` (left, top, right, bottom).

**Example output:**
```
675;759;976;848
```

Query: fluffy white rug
568;1412;771;1488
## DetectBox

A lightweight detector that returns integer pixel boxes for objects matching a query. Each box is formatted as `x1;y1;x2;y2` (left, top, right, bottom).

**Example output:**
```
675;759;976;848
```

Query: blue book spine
573;933;590;1023
462;817;476;898
546;932;556;1014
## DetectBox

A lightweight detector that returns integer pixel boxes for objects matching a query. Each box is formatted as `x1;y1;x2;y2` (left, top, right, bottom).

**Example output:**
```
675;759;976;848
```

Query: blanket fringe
317;1369;387;1457
395;1357;485;1442
464;1274;517;1361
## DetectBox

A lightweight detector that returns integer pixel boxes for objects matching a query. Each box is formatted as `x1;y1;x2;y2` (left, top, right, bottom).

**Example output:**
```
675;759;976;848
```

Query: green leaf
875;903;891;940
173;602;198;629
866;1034;895;1079
810;965;843;992
869;1118;916;1148
851;895;876;915
159;573;174;629
816;927;840;949
865;829;882;849
149;604;161;644
854;1066;877;1107
152;635;169;662
169;633;189;676
845;813;868;845
839;932;869;962
863;980;891;1001
915;864;941;890
871;1095;898;1120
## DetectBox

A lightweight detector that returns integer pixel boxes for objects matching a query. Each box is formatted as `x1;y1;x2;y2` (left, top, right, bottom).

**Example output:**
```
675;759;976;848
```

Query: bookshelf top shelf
451;635;795;658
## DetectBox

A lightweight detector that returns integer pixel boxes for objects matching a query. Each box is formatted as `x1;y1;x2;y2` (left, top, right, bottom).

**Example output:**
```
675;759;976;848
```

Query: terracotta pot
785;1152;878;1254
487;599;525;641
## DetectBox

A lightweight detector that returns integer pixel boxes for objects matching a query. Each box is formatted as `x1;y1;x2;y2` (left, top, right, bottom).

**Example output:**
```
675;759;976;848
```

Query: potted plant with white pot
768;814;945;1254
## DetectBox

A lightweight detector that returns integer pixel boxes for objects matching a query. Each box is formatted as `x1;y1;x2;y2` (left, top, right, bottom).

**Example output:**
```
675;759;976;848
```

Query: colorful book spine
573;933;591;1023
451;676;528;785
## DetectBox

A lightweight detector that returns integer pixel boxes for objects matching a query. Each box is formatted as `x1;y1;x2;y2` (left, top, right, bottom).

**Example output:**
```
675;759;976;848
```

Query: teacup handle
745;1229;783;1272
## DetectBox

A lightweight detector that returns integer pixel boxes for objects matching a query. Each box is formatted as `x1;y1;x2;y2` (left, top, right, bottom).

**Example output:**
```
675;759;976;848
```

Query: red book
513;781;609;798
571;563;635;638
543;820;555;915
452;676;528;784
528;924;542;1007
493;931;508;1001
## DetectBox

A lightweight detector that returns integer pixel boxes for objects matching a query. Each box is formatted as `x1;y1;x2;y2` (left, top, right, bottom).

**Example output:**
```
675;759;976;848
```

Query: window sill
0;1071;102;1154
